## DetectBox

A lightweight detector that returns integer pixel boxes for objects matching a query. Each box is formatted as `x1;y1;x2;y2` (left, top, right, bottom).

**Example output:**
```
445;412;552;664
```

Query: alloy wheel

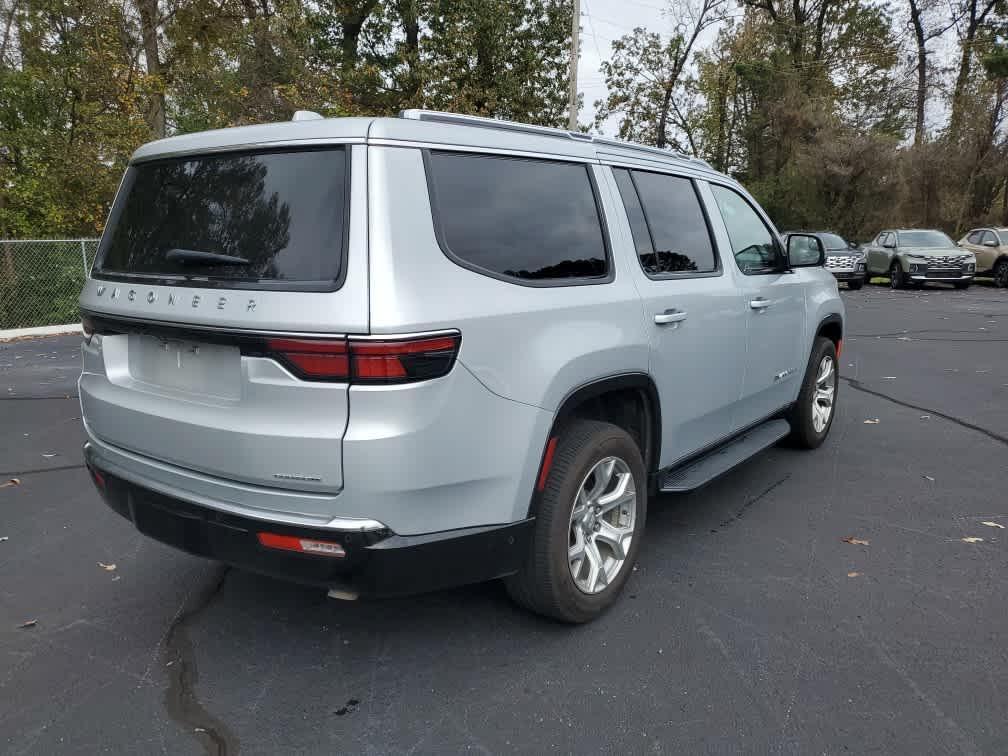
568;457;637;594
812;355;836;433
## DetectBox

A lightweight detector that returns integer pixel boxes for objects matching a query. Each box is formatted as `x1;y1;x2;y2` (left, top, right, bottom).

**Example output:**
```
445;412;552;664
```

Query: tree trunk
340;0;380;68
908;0;927;146
136;0;165;138
655;85;673;148
394;0;421;104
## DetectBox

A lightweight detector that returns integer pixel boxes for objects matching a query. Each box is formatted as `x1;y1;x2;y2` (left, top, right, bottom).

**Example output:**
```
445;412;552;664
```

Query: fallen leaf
0;478;21;488
18;619;37;629
961;537;984;543
98;562;116;571
0;536;8;542
981;522;1005;529
847;572;861;578
882;376;896;380
920;415;931;420
863;419;880;424
922;475;935;482
41;453;57;458
842;537;870;546
111;575;121;582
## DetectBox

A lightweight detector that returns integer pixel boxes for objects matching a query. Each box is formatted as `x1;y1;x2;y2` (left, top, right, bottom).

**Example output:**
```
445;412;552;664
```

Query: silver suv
79;110;844;622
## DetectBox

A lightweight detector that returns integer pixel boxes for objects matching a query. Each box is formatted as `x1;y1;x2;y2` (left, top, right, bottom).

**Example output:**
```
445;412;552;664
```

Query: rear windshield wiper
165;248;249;266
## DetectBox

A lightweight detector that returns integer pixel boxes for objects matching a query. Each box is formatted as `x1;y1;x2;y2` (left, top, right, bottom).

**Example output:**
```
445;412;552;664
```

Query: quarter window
614;170;717;276
967;231;983;244
709;185;781;275
425;151;609;283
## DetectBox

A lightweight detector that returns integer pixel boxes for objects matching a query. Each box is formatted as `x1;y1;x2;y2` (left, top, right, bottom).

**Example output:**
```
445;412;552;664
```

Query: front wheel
994;259;1008;288
889;262;904;290
786;337;838;449
506;419;646;623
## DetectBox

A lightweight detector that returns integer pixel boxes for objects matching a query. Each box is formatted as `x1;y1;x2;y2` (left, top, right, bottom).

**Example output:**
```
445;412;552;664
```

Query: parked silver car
782;231;866;289
79;110;844;621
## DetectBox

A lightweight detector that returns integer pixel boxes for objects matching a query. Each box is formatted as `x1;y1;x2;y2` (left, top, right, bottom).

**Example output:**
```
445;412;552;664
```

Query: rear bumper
86;445;534;596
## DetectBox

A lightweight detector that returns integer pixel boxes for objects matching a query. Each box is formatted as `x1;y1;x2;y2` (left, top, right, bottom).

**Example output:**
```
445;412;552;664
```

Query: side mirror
849;241;858;249
883;240;896;249
786;233;825;268
984;239;998;247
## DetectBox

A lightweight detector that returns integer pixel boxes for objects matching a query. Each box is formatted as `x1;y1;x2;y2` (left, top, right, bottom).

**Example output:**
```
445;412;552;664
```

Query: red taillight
265;338;350;380
257;532;346;558
265;334;460;384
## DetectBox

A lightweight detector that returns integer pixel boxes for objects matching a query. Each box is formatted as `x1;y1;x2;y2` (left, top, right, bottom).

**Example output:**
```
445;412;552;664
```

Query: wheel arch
815;313;843;350
526;373;661;517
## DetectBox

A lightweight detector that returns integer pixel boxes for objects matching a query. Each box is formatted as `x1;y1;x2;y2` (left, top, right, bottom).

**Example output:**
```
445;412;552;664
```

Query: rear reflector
264;334;461;384
257;532;346;558
536;437;558;492
88;465;106;490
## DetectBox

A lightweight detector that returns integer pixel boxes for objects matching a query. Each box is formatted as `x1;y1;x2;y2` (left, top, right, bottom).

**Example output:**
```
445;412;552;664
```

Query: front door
607;167;746;466
707;184;807;429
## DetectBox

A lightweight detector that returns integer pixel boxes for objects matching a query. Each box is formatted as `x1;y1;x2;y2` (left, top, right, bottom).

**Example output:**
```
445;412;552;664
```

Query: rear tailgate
79;144;367;497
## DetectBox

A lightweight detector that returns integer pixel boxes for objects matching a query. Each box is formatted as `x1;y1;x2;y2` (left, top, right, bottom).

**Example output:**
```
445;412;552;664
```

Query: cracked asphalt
2;283;1007;754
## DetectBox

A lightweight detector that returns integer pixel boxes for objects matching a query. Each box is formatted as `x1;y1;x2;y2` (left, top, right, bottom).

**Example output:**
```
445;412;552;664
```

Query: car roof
128;110;732;183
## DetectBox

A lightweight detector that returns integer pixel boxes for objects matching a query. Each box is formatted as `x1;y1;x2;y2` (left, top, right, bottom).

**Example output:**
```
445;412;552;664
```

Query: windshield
897;230;954;248
819;233;849;250
93;147;348;290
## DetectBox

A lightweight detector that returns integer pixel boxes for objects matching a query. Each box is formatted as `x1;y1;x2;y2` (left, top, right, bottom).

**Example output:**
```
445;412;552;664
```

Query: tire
889;261;904;290
847;280;863;291
954;281;971;290
506;419;646;623
994;259;1008;288
786;337;838;450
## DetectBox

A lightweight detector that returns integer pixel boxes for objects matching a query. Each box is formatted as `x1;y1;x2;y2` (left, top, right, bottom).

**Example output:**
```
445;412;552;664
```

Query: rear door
608;167;745;464
79;144;366;495
707;183;806;428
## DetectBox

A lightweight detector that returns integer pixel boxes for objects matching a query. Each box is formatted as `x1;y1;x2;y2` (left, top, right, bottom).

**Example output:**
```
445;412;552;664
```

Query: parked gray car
864;229;976;289
79;110;844;621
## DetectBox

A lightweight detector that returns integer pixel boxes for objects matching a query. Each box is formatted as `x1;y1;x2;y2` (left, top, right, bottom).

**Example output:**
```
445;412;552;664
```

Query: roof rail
398;109;714;169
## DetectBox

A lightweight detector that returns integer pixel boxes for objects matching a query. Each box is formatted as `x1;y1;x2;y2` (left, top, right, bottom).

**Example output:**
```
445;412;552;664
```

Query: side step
658;419;791;492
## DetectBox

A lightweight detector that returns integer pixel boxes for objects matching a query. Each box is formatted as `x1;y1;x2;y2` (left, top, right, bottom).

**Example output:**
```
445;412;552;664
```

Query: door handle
749;297;772;310
654;308;688;325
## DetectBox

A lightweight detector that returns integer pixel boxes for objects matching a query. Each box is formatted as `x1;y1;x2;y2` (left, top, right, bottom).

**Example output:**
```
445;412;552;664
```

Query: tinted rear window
426;152;609;283
94;148;348;290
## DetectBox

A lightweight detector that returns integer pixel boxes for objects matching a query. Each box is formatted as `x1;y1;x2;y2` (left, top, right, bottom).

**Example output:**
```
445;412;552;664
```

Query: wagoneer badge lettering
91;283;258;314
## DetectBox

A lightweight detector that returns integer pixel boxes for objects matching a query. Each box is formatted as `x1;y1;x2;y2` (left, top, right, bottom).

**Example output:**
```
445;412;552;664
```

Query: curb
0;323;82;341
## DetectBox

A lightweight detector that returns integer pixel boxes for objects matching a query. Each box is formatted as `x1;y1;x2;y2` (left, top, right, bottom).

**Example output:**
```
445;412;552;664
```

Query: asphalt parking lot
2;282;1007;755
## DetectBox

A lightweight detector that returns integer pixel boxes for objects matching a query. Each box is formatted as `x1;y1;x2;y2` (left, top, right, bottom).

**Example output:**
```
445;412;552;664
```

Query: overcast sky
577;0;672;131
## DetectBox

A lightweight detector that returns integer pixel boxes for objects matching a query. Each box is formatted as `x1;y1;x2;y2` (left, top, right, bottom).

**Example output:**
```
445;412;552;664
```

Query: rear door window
425;152;609;284
94;147;349;291
612;168;718;276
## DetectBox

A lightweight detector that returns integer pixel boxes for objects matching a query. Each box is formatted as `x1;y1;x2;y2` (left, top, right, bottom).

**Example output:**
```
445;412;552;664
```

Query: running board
658;419;791;492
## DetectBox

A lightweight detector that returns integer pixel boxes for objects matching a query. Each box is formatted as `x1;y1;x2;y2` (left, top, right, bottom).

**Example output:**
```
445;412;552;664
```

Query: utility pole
567;0;580;131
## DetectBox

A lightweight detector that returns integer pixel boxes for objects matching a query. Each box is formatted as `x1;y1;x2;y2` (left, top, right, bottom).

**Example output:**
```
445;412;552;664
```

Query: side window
628;171;718;275
878;232;890;247
982;230;998;245
967;231;983;244
425;151;609;284
611;168;655;263
709;184;781;275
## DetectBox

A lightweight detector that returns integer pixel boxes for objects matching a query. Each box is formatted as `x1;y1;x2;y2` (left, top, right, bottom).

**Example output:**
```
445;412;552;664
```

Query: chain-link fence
0;239;99;330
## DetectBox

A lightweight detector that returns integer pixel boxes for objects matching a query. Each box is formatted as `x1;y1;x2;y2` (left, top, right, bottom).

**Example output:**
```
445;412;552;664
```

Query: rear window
425;151;609;284
94;147;348;290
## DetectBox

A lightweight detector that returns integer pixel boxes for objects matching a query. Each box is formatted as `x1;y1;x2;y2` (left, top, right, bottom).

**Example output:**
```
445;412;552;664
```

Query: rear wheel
506;419;646;623
889;261;904;290
994;259;1008;288
786;337;838;449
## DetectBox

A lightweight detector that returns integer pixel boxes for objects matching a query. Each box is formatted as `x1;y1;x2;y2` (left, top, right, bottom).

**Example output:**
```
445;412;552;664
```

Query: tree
594;0;729;150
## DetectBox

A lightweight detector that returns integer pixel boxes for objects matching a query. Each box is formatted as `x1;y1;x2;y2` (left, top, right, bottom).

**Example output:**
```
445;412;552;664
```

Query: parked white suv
79;110;844;622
